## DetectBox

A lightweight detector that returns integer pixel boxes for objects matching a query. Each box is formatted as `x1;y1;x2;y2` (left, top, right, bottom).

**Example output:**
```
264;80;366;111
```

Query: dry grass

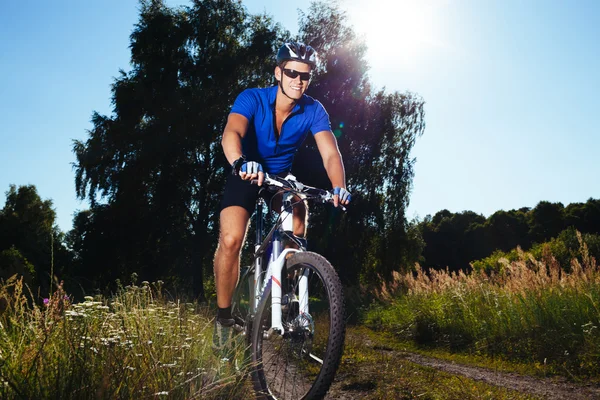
365;232;600;379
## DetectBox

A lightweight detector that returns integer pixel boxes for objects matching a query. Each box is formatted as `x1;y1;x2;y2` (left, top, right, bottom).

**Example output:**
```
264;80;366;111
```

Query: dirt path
401;352;600;400
325;328;600;399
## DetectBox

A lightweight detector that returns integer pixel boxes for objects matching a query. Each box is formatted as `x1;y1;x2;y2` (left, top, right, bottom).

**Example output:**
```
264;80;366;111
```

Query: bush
0;246;35;284
471;228;600;275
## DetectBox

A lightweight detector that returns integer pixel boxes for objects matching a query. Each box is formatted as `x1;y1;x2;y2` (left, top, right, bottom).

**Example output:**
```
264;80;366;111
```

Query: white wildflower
65;310;82;317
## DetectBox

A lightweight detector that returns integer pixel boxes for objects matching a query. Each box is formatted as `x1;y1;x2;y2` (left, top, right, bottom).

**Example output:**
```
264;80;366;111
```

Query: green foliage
0;247;35;284
472;227;600;275
419;198;600;273
0;185;72;294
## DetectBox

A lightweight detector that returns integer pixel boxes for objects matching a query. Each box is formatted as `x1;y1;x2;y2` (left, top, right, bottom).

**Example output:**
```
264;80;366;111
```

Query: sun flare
346;0;445;67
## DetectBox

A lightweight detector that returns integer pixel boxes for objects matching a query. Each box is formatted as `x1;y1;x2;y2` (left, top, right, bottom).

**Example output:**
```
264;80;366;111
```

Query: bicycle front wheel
251;252;345;400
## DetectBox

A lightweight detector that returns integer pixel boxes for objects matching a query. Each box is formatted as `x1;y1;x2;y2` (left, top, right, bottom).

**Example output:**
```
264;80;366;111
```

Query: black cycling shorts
220;173;290;215
219;174;262;215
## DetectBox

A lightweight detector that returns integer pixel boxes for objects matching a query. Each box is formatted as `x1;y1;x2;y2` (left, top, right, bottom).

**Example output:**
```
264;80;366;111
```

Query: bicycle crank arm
308;352;323;364
262;327;284;340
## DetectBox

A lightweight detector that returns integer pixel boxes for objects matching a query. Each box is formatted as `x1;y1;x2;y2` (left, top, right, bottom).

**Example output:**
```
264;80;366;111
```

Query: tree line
0;0;425;299
419;198;600;272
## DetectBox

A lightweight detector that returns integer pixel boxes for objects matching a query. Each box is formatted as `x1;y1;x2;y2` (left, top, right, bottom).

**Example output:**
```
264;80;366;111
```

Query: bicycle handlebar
252;173;347;211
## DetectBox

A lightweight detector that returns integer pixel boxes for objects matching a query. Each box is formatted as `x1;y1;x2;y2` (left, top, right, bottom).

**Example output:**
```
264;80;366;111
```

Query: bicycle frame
248;180;309;336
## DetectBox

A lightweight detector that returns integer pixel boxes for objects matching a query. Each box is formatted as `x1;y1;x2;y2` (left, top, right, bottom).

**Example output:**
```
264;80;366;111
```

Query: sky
1;0;599;232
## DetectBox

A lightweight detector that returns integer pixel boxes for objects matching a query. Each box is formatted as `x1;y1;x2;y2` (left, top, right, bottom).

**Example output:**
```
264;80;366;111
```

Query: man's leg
269;194;307;238
212;205;250;357
292;197;308;237
214;205;251;309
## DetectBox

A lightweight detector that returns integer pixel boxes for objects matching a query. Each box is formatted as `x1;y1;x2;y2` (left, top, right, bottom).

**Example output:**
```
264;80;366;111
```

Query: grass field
0;277;253;399
2;233;599;398
364;233;600;380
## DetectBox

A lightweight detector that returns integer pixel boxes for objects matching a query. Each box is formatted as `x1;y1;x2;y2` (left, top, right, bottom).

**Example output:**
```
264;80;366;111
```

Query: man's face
276;61;312;100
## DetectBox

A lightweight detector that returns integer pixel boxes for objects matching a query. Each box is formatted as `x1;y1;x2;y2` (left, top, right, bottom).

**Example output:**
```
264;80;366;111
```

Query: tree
565;198;600;233
292;2;426;282
417;199;600;273
0;185;71;294
72;0;287;298
528;201;565;244
72;0;427;294
419;210;486;272
484;209;530;251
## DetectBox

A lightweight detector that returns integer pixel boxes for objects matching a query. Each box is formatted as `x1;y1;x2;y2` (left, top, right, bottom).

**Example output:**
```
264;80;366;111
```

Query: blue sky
1;0;599;232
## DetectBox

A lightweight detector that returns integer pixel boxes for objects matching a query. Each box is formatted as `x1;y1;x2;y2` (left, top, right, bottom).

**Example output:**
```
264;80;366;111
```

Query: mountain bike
231;173;346;400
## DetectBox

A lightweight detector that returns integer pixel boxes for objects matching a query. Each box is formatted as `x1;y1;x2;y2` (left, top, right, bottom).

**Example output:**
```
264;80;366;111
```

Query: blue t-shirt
230;85;332;174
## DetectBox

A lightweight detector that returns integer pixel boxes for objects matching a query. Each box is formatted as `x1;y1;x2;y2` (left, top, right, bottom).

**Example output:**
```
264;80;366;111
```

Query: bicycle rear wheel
251;252;345;400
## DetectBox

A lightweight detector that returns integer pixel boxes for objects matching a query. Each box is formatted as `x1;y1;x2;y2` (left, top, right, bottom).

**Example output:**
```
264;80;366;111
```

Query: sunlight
346;0;446;68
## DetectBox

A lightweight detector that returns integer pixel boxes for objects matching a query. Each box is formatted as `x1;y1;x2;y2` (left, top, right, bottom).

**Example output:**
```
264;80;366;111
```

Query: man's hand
332;187;351;208
240;161;264;186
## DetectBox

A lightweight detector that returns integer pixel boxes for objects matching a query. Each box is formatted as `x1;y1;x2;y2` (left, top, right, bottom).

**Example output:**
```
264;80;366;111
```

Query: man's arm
313;130;348;206
222;113;264;185
222;113;248;165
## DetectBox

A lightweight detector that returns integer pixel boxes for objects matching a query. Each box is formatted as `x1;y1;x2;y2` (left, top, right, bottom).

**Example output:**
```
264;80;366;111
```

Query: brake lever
321;193;347;212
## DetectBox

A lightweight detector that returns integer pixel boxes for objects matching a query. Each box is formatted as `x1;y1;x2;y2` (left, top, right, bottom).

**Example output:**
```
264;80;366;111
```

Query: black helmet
276;42;317;68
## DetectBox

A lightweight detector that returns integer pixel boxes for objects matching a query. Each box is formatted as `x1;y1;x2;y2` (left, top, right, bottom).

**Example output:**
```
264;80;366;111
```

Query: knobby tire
250;252;346;400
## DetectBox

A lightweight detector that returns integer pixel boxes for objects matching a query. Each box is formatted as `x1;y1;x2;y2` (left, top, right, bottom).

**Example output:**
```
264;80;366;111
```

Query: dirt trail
402;352;600;400
325;329;600;400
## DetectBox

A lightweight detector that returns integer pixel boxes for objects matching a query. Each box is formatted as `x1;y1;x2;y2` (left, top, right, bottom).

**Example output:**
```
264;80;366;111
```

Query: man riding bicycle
213;42;351;357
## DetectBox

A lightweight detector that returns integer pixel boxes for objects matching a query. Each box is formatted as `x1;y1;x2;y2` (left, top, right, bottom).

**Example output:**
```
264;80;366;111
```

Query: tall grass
0;277;251;399
365;233;600;378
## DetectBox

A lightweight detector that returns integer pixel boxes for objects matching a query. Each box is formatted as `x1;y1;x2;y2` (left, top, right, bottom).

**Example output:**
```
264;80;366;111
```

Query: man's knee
219;232;244;254
217;206;250;256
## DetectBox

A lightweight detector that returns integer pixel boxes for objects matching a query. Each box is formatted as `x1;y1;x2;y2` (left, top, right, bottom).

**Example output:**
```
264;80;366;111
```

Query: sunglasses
282;68;312;81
